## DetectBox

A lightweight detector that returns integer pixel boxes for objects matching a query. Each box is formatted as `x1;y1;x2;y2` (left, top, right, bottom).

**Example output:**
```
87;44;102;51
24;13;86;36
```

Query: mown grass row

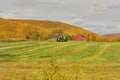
0;41;120;80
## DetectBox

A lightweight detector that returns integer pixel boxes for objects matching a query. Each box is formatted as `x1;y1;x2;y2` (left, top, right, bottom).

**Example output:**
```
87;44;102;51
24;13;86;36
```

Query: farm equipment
56;35;68;42
49;34;68;42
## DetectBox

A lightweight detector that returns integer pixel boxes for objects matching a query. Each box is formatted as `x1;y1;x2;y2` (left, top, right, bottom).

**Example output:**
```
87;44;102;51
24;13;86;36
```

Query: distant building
75;34;86;41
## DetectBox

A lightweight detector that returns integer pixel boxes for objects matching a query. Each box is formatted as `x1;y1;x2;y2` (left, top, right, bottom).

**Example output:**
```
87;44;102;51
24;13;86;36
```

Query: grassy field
0;41;120;80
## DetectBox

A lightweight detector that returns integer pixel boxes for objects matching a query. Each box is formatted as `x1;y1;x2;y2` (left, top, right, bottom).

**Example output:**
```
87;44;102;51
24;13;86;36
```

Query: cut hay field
0;41;120;80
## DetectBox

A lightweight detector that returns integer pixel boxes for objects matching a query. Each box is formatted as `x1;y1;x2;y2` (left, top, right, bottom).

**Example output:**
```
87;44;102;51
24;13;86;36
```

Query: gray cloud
91;0;120;14
0;0;120;34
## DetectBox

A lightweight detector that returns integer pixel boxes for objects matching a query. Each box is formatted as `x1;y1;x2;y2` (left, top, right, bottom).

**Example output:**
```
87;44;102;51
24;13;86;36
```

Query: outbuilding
75;34;86;41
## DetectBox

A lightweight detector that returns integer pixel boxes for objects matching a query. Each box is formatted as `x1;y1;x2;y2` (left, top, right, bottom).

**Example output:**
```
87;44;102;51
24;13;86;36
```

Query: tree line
0;19;118;42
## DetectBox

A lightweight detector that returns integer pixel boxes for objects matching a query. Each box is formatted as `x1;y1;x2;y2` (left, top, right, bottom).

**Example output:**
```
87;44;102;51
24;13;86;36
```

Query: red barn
75;34;86;41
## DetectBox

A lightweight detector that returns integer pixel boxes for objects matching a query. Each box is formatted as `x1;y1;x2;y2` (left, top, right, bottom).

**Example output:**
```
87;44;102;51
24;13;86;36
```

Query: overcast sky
0;0;120;35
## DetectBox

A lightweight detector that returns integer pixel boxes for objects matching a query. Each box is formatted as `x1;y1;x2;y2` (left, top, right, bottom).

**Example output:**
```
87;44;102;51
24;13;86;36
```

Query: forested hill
104;33;120;39
104;33;120;42
0;18;108;41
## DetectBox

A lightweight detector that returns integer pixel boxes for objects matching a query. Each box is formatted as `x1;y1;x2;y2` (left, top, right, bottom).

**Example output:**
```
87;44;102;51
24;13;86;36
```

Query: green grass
0;41;120;80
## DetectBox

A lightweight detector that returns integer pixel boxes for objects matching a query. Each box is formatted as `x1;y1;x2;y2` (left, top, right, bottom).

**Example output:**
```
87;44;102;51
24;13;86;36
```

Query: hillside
0;18;19;37
104;33;120;39
0;18;109;41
